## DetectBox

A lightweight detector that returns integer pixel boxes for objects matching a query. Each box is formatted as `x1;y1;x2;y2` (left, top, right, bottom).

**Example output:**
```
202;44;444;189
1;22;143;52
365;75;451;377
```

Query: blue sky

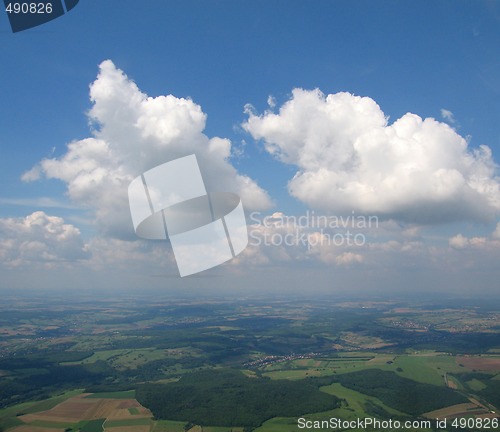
0;1;499;295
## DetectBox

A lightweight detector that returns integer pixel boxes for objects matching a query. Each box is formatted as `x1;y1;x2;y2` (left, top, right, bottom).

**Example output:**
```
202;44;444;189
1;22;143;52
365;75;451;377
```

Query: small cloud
469;237;487;247
231;139;246;159
21;166;41;182
449;234;469;249
335;252;363;265
267;95;276;109
440;108;456;124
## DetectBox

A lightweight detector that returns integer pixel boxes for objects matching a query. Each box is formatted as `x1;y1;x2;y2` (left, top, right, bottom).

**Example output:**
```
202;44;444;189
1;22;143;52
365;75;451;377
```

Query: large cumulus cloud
243;89;500;223
24;60;271;238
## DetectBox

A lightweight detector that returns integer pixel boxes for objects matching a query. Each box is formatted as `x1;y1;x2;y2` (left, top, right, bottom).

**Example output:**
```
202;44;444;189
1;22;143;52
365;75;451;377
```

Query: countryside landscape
0;293;499;432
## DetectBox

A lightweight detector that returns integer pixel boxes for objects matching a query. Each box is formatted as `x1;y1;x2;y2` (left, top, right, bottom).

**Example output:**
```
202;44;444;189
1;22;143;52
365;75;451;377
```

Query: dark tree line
136;369;339;428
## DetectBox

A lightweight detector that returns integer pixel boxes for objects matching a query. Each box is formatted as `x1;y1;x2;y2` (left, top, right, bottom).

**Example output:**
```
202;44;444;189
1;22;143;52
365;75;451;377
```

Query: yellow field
11;394;153;432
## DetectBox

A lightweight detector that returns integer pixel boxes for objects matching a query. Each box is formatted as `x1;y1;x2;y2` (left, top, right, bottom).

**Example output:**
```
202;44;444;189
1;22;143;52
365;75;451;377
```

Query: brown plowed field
423;402;488;419
457;356;500;371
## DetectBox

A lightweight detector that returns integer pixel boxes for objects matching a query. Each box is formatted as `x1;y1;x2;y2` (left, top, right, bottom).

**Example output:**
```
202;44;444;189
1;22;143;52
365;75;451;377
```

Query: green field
85;390;136;399
320;383;406;418
105;418;152;427
64;347;180;369
262;355;381;379
0;389;83;430
466;378;488;391
29;419;75;428
262;352;466;387
152;419;188;432
81;419;106;432
202;427;245;432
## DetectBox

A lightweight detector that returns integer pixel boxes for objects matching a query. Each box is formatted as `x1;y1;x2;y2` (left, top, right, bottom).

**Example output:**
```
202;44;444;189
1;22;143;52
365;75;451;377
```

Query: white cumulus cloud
449;233;470;250
0;211;89;268
449;223;500;251
24;60;271;239
243;88;500;223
